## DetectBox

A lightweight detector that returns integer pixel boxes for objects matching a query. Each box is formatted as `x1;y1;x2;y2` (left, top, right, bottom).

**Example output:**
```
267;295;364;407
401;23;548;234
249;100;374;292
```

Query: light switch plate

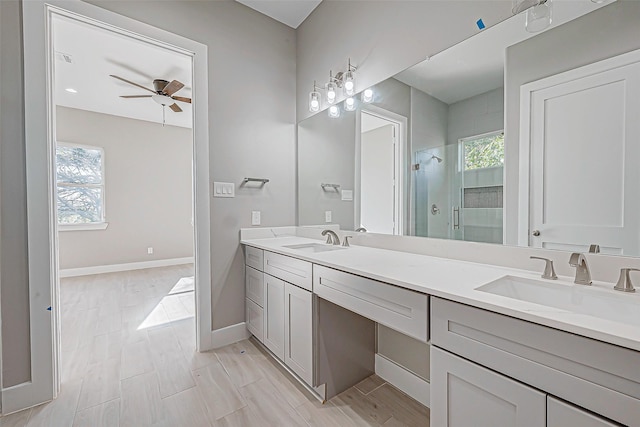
325;211;332;223
251;211;261;226
341;190;353;201
213;182;235;198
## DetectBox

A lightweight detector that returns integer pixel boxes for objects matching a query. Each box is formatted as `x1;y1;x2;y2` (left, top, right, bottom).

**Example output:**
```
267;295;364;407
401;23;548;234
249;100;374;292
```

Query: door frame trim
10;0;212;414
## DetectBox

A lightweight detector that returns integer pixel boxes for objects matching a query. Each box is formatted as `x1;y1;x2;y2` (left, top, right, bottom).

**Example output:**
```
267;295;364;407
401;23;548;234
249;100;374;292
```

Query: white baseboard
59;257;194;278
210;322;251;349
375;354;430;408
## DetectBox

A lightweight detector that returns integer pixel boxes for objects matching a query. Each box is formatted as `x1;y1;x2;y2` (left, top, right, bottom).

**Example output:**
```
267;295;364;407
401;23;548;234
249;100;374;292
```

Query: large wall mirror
298;0;640;257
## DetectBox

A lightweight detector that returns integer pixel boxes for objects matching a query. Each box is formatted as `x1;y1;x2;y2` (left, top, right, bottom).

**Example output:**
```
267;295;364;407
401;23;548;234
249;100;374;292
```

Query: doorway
15;0;211;414
356;107;406;235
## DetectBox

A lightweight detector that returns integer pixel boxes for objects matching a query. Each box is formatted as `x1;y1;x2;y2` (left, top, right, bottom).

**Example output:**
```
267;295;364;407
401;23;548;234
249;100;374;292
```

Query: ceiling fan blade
120;95;153;98
171;96;192;104
169;103;183;113
110;75;155;94
163;80;184;96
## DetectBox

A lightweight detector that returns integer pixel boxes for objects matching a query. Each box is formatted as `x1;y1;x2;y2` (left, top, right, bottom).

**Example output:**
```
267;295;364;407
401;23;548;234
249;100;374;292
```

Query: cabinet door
547;397;618;427
431;347;546;427
284;283;313;385
263;274;285;360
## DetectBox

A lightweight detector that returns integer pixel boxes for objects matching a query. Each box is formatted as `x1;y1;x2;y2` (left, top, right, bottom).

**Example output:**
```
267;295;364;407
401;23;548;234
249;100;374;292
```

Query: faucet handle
614;268;640;293
530;256;558;280
589;244;600;254
342;236;353;247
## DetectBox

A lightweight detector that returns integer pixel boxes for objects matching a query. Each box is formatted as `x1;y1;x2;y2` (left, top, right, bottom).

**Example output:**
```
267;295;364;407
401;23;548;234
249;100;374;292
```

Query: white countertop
241;235;640;352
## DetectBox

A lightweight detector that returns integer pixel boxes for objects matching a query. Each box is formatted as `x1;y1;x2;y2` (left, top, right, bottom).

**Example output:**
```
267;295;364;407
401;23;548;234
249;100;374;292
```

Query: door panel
284;283;313;385
527;57;640;255
431;347;546;427
263;274;285;360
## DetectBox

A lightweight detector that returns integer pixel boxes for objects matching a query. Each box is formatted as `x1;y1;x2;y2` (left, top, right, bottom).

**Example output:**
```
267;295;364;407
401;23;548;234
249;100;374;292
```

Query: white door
431;347;546;427
523;52;640;255
263;274;285;360
547;397;618;427
284;283;313;385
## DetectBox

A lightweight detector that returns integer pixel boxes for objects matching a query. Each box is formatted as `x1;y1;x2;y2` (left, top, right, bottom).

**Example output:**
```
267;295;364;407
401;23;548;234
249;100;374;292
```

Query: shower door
414;146;464;240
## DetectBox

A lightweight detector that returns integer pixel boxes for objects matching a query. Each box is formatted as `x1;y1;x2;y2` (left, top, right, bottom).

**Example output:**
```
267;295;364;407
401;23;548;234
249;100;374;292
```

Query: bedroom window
56;143;106;228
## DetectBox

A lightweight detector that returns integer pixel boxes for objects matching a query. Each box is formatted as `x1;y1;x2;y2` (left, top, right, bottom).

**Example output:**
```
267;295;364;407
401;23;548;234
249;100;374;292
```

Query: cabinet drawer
548;397;618;427
264;251;312;292
245;246;264;271
246;298;264;342
313;265;428;342
245;266;264;307
431;297;640;427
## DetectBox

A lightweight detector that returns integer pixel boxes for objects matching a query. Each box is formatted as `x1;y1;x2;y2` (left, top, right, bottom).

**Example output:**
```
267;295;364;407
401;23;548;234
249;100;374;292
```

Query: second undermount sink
283;243;346;253
476;275;640;326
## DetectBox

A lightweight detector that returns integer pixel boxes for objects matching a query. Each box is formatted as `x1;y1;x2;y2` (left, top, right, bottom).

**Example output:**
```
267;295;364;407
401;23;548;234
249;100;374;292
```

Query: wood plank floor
0;265;430;426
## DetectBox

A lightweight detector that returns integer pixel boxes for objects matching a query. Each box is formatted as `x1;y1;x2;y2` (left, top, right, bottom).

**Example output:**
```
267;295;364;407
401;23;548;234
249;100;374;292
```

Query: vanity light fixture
328;105;340;118
343;58;357;96
309;81;321;113
326;71;338;105
362;88;374;103
512;0;552;33
344;97;356;111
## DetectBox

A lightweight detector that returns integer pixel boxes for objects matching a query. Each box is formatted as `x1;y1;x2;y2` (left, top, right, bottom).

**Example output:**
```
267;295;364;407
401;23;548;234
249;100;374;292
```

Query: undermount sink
283;243;346;253
476;275;640;326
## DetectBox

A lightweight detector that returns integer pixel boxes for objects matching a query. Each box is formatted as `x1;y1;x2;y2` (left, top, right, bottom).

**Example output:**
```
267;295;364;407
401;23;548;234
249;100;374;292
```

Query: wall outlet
147;247;153;255
325;211;332;223
251;211;261;226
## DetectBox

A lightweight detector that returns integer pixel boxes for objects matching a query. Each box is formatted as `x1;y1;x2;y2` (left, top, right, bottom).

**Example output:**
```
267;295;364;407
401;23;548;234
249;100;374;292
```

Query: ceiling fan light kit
110;74;191;126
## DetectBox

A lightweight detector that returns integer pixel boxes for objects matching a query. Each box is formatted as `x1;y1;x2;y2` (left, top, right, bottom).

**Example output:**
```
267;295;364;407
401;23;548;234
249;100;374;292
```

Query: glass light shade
326;81;338;104
525;0;552;33
362;88;374;103
309;91;321;112
344;97;356;111
343;70;356;96
328;105;340;118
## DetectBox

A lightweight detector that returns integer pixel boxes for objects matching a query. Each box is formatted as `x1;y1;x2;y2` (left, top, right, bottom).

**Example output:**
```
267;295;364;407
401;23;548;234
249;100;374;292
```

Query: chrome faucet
321;229;341;246
355;227;367;232
569;253;592;285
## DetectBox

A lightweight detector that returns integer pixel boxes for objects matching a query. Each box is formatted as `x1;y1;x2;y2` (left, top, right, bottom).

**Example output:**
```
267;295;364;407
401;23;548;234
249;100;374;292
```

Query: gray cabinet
547;397;618;427
263;274;285;360
431;347;546;427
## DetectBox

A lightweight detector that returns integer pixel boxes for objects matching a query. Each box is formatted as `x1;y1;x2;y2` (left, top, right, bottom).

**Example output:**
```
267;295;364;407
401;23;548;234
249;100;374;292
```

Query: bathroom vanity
242;230;640;427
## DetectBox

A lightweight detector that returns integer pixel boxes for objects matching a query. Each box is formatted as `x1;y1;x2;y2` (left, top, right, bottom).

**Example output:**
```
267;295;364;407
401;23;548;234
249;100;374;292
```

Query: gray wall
504;0;640;245
1;0;296;386
56;107;193;270
1;0;32;388
296;1;513;122
447;87;504;146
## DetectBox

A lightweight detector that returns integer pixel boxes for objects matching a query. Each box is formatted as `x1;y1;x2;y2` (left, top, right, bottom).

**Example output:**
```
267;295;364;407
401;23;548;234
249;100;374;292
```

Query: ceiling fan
110;74;191;113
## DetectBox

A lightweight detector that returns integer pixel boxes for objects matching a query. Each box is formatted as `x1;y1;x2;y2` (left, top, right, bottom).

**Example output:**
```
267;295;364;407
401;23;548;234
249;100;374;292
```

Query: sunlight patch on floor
138;276;194;330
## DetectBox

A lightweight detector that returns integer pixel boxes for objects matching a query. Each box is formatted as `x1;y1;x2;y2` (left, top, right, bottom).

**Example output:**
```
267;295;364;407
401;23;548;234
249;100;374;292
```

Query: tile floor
0;265;429;426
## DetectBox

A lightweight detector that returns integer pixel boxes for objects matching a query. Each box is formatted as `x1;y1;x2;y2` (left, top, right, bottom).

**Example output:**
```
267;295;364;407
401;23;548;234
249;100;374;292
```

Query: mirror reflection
298;0;640;256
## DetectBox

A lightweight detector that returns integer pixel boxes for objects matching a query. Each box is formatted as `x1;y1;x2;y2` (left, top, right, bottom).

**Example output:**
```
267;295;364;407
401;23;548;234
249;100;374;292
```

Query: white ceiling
236;0;322;28
395;0;613;105
53;14;193;128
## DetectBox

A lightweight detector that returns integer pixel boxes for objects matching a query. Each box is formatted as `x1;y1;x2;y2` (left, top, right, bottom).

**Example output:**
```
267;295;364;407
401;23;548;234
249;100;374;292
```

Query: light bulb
525;0;552;33
343;70;355;96
345;97;355;111
362;88;374;103
326;81;337;104
65;88;78;93
328;105;340;118
309;90;321;113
